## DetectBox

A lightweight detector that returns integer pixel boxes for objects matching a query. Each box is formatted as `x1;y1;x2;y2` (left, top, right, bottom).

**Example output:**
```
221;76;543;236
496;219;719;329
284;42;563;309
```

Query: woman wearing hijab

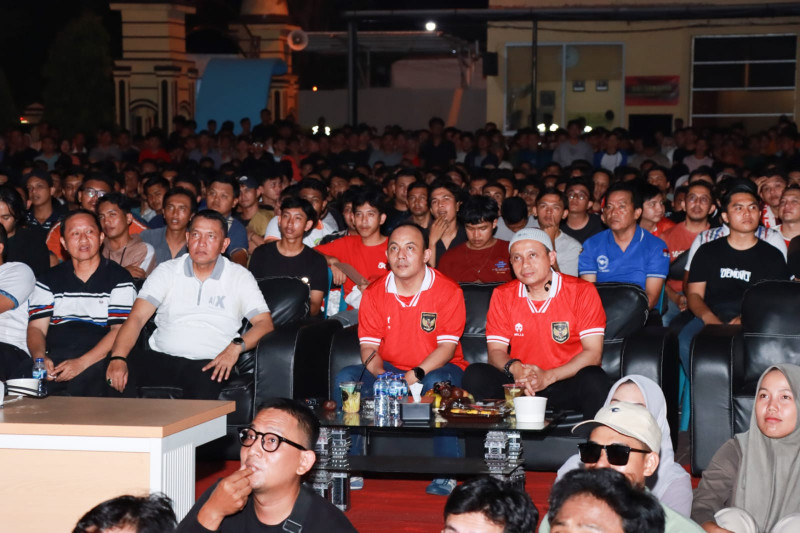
556;374;693;516
692;364;800;533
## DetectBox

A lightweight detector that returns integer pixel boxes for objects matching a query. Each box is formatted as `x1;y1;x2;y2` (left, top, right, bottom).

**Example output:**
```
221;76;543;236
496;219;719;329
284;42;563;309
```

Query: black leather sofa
134;276;343;459
690;280;800;475
327;281;679;470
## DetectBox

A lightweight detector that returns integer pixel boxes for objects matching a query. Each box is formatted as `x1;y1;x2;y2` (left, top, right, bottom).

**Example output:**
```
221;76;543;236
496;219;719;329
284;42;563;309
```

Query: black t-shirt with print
688;237;789;322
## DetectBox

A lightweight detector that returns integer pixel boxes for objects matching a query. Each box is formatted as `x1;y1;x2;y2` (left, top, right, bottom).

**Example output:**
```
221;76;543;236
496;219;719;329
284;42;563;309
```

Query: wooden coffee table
0;396;234;531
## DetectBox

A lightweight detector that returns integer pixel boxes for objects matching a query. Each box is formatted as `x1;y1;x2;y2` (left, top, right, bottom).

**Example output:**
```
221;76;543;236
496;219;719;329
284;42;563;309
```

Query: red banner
625;75;679;106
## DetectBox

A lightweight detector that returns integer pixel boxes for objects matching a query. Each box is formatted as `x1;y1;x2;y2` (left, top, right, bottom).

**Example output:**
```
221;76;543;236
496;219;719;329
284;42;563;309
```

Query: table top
316;408;560;433
0;397;235;438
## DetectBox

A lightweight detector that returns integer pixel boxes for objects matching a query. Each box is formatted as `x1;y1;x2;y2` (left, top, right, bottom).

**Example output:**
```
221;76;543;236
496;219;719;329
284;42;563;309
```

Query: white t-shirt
264;216;334;248
138;255;270;360
555;231;583;277
0;262;35;353
495;216;540;241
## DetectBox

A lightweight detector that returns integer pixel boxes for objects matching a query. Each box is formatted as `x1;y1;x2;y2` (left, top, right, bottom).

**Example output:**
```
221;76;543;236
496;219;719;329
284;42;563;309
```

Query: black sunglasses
238;427;308;453
578;441;650;466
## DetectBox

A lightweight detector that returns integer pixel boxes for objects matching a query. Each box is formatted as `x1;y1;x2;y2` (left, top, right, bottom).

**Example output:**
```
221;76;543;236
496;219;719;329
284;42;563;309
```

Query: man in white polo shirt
106;210;274;399
0;224;35;381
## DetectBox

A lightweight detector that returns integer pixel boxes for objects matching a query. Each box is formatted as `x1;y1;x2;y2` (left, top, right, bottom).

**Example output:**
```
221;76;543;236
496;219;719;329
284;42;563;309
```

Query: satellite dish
287;29;308;52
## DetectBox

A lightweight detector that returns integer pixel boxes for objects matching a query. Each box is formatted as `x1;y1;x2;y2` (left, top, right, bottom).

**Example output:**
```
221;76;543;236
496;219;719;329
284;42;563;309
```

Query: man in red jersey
462;228;609;419
333;222;467;496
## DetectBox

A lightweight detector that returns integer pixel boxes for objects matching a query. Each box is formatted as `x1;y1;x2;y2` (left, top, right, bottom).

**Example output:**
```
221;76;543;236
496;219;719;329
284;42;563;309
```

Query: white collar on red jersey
385;266;435;308
517;271;563;314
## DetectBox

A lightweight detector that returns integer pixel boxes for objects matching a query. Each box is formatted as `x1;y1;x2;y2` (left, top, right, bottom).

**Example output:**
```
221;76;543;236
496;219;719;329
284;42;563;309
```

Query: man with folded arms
538;402;704;532
462;228;608;419
106;210;274;399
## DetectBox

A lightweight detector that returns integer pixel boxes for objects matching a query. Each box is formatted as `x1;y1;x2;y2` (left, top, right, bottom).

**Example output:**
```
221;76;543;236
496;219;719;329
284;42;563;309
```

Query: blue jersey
578;226;669;290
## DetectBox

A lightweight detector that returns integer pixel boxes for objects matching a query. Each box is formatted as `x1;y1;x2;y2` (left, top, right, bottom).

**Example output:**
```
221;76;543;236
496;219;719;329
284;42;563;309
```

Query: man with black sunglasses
538;402;704;532
177;398;356;533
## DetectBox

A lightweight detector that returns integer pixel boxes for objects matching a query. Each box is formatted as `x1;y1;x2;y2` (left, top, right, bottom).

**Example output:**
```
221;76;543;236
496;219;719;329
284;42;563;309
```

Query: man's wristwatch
412;366;425;381
231;337;245;351
504;358;522;378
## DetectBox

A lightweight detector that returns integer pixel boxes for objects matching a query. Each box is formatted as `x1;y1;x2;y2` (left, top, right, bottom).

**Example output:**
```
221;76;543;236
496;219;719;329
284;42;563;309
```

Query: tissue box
401;397;432;422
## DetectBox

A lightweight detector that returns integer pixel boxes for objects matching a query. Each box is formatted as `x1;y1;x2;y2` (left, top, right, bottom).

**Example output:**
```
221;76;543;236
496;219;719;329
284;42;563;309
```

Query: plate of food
441;399;510;423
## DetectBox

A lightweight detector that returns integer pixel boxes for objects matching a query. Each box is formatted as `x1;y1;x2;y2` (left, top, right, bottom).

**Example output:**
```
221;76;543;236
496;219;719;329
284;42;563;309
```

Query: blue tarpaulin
195;58;288;134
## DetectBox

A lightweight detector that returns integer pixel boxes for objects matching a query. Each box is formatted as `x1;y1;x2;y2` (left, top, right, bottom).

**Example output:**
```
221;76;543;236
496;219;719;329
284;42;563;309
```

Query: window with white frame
691;34;797;129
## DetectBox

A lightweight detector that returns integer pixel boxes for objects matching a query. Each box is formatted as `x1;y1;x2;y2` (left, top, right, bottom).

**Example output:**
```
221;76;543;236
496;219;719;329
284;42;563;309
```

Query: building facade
487;0;800;134
110;0;298;135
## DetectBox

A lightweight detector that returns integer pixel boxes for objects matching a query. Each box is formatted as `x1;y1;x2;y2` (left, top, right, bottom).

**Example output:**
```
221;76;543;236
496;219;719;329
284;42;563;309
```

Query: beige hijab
734;364;800;532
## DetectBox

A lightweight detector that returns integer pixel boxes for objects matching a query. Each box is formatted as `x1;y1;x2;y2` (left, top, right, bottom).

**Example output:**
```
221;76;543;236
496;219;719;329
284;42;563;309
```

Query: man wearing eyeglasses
560;177;605;244
538;402;704;533
46;175;148;263
177;398;357;533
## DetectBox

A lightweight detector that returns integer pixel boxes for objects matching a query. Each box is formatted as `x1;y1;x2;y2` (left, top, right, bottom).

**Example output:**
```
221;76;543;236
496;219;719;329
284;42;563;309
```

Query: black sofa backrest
459;281;649;376
460;282;503;364
596;282;649;377
329;280;652;398
257;277;310;327
738;280;800;387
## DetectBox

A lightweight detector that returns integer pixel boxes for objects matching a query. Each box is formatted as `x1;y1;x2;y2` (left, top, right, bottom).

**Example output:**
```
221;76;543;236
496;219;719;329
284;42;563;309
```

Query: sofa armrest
690;324;740;475
619;326;679;449
253;319;342;404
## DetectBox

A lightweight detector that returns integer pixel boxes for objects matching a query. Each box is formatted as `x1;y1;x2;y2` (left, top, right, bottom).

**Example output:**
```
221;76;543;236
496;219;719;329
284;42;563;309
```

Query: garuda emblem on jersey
420;312;437;333
551;321;569;343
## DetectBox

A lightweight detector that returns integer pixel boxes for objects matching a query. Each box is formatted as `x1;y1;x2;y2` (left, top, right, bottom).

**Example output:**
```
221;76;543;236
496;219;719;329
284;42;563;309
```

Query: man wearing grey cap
539;402;705;532
462;227;609;419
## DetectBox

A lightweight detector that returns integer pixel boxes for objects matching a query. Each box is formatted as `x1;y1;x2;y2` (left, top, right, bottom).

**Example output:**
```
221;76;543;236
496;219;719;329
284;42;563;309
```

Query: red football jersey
316;235;389;297
485;272;606;370
358;267;467;370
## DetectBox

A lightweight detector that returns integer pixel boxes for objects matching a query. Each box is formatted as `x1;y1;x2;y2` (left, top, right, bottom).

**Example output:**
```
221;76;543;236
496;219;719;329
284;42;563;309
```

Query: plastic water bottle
388;374;402;418
374;373;390;419
32;358;47;396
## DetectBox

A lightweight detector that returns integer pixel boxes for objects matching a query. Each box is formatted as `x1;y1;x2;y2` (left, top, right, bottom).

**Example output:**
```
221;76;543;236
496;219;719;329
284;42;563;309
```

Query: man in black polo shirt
249;197;328;317
27;210;136;396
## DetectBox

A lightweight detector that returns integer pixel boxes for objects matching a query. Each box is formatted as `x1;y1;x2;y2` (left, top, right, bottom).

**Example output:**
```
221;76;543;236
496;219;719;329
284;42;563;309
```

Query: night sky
1;0;488;109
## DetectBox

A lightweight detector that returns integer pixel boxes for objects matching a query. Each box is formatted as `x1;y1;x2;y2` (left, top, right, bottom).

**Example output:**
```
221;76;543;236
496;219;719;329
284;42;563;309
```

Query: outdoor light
312;85;318;92
425;21;437;32
19;116;28;124
549;124;559;132
584;125;593;133
537;123;547;133
312;125;319;134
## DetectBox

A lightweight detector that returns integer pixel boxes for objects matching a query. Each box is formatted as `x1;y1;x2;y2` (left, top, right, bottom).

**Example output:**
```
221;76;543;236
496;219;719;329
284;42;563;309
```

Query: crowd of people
1;110;800;532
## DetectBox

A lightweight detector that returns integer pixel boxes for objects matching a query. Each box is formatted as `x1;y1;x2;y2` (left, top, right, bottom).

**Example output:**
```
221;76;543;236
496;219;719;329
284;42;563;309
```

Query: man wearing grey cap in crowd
538;402;705;532
462;228;610;419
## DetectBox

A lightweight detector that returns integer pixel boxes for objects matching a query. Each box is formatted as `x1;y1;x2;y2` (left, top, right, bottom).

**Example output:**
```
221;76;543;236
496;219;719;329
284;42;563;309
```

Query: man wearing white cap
539;402;705;532
462;227;609;419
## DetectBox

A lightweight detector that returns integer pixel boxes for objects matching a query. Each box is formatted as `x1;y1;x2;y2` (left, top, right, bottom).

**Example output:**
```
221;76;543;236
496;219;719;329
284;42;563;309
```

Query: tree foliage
42;12;114;137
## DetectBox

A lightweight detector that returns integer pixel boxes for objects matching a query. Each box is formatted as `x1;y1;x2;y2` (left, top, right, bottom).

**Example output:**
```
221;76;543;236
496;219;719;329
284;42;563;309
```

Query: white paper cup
514;396;547;423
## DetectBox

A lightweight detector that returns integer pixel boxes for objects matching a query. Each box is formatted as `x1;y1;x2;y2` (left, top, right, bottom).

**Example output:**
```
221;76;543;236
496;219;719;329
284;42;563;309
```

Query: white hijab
556;375;692;514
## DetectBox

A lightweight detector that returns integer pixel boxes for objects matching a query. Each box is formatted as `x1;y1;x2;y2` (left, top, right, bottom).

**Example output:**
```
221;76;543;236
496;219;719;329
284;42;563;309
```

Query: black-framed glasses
237;427;308;452
578;441;650;466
